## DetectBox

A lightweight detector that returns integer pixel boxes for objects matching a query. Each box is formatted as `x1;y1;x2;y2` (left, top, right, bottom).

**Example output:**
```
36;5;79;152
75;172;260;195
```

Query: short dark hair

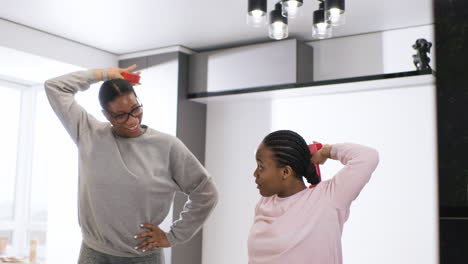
262;130;320;185
99;78;137;109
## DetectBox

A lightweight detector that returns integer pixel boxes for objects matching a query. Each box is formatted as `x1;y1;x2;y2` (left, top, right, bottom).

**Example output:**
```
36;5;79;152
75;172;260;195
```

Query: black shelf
187;69;433;99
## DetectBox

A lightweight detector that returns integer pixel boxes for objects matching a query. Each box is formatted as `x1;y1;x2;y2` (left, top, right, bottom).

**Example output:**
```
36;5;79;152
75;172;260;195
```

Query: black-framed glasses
107;102;143;124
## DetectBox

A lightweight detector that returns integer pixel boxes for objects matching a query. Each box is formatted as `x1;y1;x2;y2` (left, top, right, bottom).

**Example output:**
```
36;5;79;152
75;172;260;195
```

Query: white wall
189;40;306;94
309;24;434;81
0;19;117;70
381;25;435;73
0;46;85;85
309;32;385;81
202;100;272;264
202;82;438;264
138;60;179;136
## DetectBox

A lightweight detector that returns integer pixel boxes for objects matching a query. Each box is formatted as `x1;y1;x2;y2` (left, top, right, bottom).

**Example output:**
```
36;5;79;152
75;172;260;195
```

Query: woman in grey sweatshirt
44;65;219;264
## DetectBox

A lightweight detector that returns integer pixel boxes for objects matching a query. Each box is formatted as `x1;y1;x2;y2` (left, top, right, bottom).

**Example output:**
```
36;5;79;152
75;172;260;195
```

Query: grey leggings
78;242;164;264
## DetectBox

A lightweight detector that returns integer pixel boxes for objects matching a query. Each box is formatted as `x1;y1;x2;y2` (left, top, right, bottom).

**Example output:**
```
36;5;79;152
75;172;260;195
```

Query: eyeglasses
107;103;143;124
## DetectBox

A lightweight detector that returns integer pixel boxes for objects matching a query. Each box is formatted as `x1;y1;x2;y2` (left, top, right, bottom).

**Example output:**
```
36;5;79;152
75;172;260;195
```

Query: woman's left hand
134;224;171;252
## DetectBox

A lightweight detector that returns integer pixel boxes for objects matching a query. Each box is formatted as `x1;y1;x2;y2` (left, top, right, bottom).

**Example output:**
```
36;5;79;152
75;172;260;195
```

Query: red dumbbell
122;72;141;84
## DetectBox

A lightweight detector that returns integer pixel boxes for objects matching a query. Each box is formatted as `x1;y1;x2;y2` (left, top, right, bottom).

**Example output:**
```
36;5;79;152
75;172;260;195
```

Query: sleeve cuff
86;70;99;83
329;144;337;160
165;231;179;247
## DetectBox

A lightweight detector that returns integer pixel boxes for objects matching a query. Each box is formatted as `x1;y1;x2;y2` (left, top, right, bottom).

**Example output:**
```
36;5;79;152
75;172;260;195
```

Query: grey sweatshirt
44;70;219;257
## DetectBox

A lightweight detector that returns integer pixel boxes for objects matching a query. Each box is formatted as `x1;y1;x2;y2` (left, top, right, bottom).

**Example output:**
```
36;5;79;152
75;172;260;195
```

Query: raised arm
315;143;379;209
165;137;219;246
45;70;101;144
44;65;137;144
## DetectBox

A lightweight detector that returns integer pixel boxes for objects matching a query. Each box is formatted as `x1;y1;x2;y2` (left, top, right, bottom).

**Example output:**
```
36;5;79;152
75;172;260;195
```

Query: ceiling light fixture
247;0;346;40
325;0;345;26
247;0;268;27
281;0;303;19
269;3;289;40
312;0;332;39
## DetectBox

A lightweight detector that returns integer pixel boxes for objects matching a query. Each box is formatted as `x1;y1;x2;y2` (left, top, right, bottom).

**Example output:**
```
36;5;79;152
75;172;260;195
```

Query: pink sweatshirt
248;143;379;264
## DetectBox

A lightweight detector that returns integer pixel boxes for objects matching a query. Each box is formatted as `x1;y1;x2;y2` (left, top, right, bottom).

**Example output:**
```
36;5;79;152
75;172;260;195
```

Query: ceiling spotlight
325;0;345;26
269;3;289;40
247;0;267;27
281;0;303;19
312;0;332;39
247;0;345;40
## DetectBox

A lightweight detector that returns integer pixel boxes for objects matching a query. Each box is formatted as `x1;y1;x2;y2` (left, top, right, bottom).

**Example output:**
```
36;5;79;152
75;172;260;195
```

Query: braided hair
99;78;137;110
262;130;320;185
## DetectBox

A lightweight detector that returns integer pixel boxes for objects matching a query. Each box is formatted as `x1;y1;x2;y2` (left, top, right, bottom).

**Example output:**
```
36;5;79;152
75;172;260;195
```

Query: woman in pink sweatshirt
248;130;379;264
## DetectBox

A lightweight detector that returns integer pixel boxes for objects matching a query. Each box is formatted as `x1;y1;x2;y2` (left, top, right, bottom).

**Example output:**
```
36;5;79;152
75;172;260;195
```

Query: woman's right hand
94;64;139;81
311;144;332;165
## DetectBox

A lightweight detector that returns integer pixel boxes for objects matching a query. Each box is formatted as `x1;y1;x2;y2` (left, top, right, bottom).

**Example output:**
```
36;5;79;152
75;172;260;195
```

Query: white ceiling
0;0;433;55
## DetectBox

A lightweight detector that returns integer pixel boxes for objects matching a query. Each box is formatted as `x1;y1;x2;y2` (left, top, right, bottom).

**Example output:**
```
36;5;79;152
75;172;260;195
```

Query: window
0;82;49;260
0;85;21;220
0;79;113;261
0;84;22;255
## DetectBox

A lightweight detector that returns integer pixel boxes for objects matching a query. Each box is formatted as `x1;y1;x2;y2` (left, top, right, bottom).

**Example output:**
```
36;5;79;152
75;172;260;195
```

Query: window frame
0;78;45;257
